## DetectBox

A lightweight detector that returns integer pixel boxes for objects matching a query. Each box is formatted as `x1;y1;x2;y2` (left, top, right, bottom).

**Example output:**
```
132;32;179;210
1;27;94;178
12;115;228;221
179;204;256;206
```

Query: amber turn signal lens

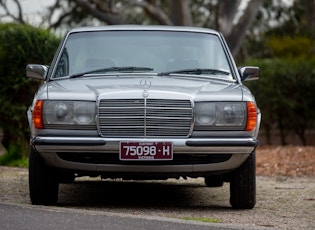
246;101;257;131
32;100;44;129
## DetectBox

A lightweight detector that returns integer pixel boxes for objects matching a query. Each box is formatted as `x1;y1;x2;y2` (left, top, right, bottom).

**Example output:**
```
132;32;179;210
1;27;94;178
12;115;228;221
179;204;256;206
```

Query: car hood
45;75;243;101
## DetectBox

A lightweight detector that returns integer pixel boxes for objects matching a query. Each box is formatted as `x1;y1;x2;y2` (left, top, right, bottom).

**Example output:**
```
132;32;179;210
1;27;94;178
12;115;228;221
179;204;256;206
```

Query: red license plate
120;142;173;160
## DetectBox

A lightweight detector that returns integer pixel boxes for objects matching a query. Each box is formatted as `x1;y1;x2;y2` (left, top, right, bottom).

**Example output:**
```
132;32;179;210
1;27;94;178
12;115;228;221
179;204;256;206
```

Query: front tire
29;145;59;205
230;151;256;209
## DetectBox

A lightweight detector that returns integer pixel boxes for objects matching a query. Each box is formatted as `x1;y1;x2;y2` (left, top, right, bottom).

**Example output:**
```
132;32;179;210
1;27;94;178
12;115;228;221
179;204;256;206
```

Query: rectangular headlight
43;101;96;126
194;102;246;130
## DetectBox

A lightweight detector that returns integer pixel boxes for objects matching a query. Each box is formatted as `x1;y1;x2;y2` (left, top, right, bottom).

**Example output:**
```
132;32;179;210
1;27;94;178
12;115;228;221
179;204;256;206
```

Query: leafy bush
0;144;28;167
267;36;314;59
0;23;61;154
245;58;315;145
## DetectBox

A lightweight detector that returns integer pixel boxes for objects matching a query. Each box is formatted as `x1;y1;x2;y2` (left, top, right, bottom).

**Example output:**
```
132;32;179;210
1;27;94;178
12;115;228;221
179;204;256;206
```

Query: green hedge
245;58;315;145
0;23;60;154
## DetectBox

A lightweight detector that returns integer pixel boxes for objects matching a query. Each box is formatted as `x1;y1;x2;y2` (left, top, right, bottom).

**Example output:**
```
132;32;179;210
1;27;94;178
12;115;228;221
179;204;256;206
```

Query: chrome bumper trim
32;136;257;154
33;136;257;145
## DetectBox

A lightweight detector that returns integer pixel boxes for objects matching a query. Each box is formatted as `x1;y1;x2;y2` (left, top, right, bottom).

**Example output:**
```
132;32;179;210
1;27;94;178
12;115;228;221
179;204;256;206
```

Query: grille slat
98;98;192;137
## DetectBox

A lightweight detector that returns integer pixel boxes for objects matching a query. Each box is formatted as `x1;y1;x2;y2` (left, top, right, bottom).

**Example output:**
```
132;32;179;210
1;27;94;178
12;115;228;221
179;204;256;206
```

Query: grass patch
181;217;220;223
0;144;28;168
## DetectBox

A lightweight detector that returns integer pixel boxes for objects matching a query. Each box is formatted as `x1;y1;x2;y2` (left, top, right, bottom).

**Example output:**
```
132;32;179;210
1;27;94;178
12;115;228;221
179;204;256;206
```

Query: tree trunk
171;0;193;26
305;0;315;34
217;0;242;35
223;0;263;56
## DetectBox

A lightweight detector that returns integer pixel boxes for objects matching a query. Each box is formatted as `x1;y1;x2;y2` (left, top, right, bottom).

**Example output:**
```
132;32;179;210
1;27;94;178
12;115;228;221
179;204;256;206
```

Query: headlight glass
216;103;246;126
74;102;95;125
195;102;246;130
44;101;96;126
195;103;216;125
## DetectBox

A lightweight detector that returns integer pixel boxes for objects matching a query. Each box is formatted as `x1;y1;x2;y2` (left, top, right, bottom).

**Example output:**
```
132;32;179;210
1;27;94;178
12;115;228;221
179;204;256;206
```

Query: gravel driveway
0;166;314;229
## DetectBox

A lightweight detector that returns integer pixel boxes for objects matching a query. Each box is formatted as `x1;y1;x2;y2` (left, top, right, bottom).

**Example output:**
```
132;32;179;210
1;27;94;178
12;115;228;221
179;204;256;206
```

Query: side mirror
238;66;260;81
26;64;48;80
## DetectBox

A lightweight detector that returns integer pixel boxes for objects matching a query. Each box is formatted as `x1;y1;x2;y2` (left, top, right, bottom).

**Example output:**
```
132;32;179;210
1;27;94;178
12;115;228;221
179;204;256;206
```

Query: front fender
27;108;33;131
254;109;261;139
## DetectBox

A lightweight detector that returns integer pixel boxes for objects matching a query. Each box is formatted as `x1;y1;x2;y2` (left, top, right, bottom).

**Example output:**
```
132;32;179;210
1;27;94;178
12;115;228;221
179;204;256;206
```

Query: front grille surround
98;98;193;137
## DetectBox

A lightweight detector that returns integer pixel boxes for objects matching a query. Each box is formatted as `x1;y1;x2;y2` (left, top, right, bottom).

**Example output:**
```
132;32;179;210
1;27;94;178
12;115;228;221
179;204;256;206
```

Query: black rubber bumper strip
33;138;106;146
186;139;258;147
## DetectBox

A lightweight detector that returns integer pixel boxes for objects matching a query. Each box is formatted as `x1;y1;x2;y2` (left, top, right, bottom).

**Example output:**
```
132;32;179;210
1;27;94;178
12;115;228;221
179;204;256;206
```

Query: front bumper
32;136;258;175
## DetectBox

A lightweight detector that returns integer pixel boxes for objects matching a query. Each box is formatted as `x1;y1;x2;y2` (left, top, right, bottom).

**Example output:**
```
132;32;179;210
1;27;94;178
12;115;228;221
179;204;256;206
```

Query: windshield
52;30;232;79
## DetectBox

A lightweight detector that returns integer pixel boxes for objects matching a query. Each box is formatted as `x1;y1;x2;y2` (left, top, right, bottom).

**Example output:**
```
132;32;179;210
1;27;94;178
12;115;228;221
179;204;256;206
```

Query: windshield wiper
70;66;154;78
157;68;230;76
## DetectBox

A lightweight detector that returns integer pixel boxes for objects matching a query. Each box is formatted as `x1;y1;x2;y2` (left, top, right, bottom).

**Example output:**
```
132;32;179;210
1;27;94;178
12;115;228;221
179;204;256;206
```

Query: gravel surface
0;146;314;229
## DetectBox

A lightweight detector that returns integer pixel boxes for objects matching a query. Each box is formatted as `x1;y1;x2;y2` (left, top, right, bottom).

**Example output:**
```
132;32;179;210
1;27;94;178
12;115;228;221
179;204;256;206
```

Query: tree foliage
241;1;315;145
0;0;25;24
239;0;315;61
246;36;315;145
41;0;263;56
0;23;60;150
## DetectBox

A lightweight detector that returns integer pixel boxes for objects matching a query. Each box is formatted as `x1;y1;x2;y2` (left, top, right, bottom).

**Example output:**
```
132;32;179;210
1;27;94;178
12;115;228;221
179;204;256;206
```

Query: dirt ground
256;145;315;177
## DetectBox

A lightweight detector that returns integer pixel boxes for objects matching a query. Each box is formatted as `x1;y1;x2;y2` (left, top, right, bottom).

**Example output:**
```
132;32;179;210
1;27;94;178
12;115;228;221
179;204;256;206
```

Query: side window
55;48;69;78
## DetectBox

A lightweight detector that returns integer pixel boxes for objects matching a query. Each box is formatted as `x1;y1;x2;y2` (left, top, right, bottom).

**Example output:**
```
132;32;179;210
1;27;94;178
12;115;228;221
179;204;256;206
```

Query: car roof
68;25;220;35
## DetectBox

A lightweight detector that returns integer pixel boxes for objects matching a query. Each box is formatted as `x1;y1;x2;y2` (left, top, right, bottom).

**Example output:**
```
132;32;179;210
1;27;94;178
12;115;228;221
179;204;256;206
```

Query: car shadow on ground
58;179;232;211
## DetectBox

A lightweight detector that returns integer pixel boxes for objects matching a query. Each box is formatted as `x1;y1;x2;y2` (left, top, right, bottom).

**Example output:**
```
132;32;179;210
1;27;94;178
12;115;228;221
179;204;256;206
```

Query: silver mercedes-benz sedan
26;25;260;209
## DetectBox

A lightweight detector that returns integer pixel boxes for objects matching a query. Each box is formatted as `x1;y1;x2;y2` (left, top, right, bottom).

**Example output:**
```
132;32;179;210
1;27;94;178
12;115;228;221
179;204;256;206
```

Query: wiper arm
157;68;230;76
70;66;154;78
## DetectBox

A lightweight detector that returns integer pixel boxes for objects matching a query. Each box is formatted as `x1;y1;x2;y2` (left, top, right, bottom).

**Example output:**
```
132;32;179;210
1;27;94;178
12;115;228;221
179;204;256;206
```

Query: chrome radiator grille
98;99;192;137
